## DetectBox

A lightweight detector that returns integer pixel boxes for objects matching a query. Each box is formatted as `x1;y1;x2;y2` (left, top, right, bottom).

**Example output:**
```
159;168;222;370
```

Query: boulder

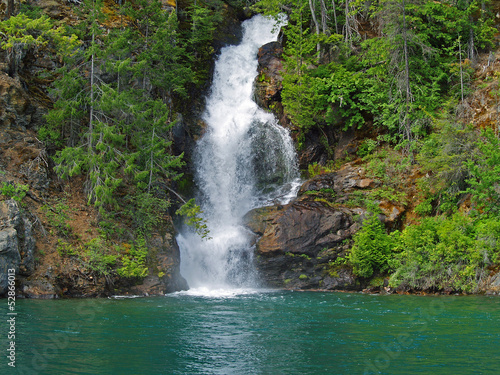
245;199;360;290
21;279;58;299
244;163;408;290
248;200;356;256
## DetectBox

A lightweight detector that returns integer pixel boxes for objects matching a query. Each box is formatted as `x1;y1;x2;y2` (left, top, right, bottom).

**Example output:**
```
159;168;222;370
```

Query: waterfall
177;15;300;293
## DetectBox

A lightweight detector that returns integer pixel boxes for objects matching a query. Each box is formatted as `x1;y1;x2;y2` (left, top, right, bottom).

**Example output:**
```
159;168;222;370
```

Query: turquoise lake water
2;290;499;374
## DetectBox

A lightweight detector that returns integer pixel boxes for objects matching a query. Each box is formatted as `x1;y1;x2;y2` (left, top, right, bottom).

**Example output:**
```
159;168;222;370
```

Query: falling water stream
177;15;300;293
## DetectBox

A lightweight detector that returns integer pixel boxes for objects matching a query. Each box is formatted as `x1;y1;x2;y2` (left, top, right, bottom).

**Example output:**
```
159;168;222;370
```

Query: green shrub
41;200;72;236
345;191;367;208
369;187;407;206
414;198;433;216
0;182;28;202
347;202;394;278
56;239;80;257
389;213;500;293
132;192;170;238
357;139;378;158
84;236;117;277
117;238;149;279
466;128;500;217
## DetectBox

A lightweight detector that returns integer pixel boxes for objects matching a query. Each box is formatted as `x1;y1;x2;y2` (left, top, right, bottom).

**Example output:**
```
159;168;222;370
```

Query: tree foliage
12;0;221;243
255;0;496;151
389;213;500;293
347;202;394;278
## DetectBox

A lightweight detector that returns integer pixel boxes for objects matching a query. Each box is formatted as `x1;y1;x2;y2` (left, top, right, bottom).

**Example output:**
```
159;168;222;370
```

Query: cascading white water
177;15;300;293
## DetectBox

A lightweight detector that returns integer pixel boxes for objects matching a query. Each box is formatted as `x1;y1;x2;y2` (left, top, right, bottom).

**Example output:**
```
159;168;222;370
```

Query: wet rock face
483;271;500;295
141;234;188;294
0;200;36;296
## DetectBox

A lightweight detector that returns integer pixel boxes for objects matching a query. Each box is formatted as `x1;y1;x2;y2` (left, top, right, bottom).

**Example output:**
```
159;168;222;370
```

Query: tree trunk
319;0;329;35
458;37;464;107
7;0;14;18
308;0;321;59
402;0;412;149
331;0;339;34
344;0;357;48
148;126;155;193
89;30;95;151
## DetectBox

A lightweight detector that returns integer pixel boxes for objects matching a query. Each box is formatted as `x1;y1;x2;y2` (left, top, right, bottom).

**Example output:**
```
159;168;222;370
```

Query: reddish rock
378;200;405;223
358;178;373;188
251;200;355;256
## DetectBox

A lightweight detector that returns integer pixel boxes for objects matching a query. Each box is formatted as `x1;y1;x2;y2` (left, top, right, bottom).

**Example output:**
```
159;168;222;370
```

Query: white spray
177;15;300;293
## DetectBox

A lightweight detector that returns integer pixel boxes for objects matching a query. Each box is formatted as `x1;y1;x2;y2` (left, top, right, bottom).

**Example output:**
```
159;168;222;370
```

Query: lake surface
2;290;499;374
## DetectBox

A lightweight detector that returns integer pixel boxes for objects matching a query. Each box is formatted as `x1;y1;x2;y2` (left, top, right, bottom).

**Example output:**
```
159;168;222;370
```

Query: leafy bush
344;191;367;208
0;182;29;202
132;192;170;238
176;198;210;239
389;213;500;293
347;203;394;278
357;139;379;158
83;236;117;277
417;120;476;214
41;200;72;236
369;187;407;206
56;239;80;257
466;129;500;217
117;239;149;279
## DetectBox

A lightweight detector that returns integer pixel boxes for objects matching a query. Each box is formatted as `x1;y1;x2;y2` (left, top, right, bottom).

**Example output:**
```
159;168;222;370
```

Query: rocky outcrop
0;199;36;296
299;164;405;226
245;163;407;290
247;200;357;256
17;233;188;299
245;198;360;290
134;233;188;295
254;41;284;112
0;74;35;131
483;271;500;295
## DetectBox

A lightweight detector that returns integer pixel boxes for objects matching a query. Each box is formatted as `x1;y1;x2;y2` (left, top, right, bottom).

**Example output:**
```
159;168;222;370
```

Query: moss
328;269;339;278
369;276;386;288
